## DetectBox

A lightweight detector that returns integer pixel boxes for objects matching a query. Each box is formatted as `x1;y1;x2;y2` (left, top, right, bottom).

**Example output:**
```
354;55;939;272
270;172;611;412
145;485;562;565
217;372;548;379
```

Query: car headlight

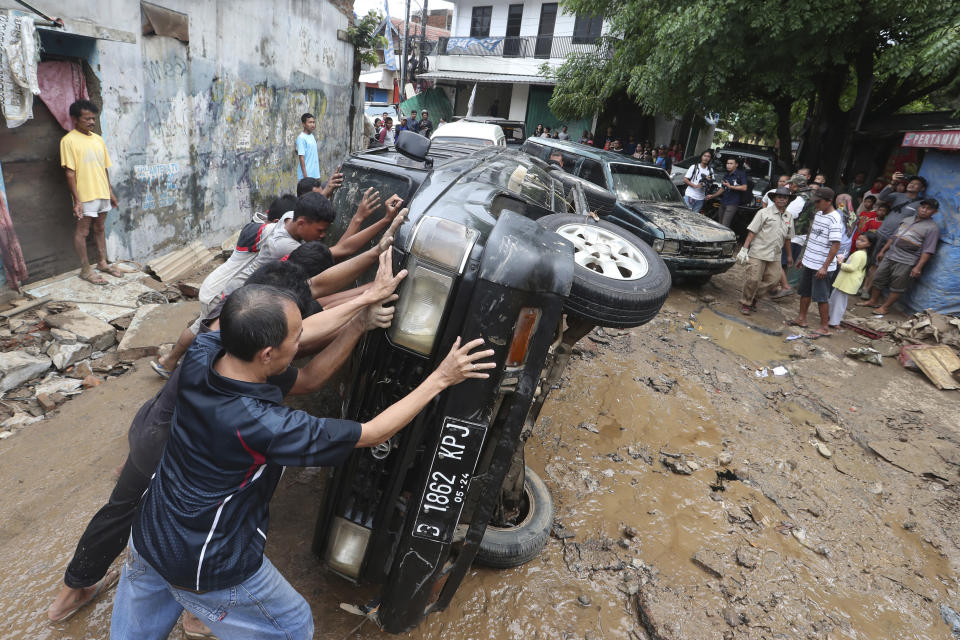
389;217;479;355
652;238;664;253
324;516;371;579
661;239;680;255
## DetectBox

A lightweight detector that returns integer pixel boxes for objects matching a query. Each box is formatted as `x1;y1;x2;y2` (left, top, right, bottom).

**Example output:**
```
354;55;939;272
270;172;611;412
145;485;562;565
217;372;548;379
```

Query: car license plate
411;417;487;544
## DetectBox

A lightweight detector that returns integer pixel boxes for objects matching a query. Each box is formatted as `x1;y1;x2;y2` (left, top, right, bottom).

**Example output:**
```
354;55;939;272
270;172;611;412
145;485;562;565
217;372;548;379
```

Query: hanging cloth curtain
37;60;88;130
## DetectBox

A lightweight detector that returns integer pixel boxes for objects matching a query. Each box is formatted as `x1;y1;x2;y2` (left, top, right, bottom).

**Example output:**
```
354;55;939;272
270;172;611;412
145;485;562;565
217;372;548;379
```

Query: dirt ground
2;262;959;640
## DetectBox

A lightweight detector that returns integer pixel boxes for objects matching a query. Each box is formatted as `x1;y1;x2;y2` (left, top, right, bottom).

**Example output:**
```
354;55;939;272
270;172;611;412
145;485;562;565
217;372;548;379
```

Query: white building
419;0;603;137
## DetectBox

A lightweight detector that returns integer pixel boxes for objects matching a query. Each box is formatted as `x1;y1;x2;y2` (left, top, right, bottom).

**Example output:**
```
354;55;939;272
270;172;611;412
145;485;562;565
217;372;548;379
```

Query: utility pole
418;0;428;81
400;0;411;101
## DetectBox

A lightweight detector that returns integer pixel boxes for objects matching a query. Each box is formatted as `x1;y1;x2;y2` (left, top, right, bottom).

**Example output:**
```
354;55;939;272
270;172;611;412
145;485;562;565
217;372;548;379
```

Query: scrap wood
0;295;50;318
840;320;886;339
909;345;960;390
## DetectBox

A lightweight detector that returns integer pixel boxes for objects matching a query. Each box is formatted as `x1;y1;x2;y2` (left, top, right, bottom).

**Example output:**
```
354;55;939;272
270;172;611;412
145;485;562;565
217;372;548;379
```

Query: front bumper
663;255;736;277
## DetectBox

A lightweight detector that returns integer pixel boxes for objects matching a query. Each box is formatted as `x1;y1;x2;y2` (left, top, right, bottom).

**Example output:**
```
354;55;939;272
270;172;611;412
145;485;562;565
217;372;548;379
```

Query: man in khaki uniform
736;187;794;314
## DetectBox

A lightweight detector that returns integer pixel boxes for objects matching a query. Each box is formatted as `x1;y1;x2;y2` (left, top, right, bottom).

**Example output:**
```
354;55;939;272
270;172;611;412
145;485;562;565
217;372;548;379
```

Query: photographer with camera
683;149;720;213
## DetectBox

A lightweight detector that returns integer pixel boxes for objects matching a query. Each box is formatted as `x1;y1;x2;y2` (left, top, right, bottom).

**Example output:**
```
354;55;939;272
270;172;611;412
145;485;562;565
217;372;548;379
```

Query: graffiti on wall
134;162;180;211
110;52;354;262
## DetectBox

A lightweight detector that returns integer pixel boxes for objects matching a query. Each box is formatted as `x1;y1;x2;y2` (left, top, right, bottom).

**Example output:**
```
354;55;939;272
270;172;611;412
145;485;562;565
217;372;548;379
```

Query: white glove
736;247;750;265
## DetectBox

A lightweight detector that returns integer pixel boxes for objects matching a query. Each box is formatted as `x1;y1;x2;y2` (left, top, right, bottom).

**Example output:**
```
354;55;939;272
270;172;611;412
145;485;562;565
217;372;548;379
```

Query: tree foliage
349;10;389;68
548;0;960;177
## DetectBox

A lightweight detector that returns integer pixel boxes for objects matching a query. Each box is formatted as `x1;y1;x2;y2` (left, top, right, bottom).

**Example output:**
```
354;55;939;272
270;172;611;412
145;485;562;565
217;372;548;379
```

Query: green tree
547;0;960;180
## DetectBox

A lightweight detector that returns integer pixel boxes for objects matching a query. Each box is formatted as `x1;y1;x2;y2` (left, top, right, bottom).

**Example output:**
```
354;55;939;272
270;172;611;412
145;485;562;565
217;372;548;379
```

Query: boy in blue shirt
296;113;320;180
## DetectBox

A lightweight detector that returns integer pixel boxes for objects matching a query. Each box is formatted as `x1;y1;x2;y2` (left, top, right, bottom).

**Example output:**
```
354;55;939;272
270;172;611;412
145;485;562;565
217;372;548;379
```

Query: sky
353;0;454;22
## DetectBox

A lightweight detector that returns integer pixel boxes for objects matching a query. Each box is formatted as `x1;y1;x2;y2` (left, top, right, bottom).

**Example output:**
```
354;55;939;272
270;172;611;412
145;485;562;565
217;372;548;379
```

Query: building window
572;13;602;44
470;6;492;38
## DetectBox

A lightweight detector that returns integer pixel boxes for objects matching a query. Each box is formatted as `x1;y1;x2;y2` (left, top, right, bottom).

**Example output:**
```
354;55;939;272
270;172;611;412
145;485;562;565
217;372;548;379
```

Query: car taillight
506;308;541;367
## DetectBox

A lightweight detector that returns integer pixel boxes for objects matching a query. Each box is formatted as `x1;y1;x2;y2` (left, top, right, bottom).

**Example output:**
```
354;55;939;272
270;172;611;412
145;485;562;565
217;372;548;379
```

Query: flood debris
660;450;696;475
845;346;883;366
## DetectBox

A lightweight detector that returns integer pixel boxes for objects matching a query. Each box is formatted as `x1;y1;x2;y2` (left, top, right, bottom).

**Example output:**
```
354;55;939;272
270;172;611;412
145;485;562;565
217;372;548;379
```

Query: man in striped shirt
789;188;843;337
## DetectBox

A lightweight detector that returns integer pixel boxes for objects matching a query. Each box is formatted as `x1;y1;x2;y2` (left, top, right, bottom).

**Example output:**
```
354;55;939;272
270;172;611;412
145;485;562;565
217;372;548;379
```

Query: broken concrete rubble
0;351;52;392
34;375;83;396
46;341;92;370
46;310;116;352
115;301;201;360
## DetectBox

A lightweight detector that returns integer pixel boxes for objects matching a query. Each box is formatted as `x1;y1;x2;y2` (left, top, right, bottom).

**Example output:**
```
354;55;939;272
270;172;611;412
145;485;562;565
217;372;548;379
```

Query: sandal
79;270;108;286
809;329;832;339
97;264;125;278
740;304;752;315
48;569;120;622
787;319;808;328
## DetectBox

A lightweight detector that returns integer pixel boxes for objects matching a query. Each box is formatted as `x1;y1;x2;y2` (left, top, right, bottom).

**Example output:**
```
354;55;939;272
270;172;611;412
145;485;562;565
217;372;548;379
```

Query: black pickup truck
312;133;671;633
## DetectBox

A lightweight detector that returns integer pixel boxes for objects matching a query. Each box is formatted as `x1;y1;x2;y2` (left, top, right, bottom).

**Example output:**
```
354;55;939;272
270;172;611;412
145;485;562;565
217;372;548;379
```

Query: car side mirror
396;130;431;163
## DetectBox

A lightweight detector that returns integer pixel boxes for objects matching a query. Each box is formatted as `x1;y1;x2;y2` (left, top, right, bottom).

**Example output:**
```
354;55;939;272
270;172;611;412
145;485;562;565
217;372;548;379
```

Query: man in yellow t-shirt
60;100;122;285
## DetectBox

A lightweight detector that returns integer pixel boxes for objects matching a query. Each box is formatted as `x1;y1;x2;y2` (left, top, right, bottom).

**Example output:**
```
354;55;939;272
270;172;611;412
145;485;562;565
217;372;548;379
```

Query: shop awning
418;70;554;86
359;69;392;89
902;130;960;150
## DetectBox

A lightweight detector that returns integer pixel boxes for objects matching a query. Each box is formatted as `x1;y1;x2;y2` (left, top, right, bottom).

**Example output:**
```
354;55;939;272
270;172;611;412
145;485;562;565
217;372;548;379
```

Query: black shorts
797;266;833;303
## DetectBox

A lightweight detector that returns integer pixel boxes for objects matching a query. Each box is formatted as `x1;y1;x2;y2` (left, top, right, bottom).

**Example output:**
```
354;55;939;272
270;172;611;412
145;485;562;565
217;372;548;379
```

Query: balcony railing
436;35;606;59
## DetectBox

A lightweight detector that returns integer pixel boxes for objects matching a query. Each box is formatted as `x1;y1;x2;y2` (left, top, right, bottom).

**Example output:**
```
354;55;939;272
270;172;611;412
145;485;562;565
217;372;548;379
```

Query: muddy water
689;308;791;365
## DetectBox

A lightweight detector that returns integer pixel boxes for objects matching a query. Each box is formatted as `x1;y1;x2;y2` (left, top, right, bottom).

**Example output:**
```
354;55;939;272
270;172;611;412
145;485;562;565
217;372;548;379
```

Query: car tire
537;213;671;328
476;467;553;569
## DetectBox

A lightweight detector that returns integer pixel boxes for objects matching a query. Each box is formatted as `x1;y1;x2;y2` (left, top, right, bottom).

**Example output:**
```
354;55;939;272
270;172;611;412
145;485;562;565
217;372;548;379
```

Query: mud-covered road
3;268;960;640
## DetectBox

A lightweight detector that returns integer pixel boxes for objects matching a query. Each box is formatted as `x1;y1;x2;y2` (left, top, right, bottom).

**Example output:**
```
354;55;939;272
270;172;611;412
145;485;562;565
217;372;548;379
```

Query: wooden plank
0;295;51;318
911;346;960;390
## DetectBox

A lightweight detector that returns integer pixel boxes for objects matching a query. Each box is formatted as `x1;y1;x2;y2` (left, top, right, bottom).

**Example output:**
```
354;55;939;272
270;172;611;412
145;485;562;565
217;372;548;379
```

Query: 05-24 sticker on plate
412;417;488;544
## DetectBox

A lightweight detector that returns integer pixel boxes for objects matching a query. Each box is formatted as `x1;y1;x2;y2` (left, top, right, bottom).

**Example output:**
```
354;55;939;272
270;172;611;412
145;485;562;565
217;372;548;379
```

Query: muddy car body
313;133;670;632
520;138;737;282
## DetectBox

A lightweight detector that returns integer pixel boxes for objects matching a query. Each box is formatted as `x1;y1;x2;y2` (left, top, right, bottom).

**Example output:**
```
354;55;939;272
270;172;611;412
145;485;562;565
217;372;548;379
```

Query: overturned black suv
311;133;671;632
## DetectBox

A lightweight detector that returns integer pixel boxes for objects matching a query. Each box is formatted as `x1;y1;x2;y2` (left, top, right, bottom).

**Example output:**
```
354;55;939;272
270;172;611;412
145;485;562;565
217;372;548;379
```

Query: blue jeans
684;195;704;212
110;540;313;639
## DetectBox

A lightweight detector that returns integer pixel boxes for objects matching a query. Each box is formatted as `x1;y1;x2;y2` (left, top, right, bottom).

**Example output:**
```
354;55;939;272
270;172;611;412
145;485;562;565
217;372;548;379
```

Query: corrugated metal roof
418;70;555;86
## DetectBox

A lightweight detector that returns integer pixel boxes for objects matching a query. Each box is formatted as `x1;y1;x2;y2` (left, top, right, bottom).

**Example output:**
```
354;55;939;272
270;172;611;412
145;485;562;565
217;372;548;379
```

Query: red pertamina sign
902;130;960;150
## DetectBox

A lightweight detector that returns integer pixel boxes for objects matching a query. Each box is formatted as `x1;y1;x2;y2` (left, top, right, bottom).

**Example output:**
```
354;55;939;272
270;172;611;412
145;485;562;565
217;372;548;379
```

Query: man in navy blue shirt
110;260;495;639
718;156;749;228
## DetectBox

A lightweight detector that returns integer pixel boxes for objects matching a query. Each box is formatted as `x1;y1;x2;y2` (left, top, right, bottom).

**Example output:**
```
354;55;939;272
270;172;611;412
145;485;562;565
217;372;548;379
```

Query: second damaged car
312;132;671;632
521;137;737;283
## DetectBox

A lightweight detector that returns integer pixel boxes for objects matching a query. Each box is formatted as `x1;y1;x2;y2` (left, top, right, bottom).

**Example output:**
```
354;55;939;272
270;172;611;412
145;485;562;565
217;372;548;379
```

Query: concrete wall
1;0;358;265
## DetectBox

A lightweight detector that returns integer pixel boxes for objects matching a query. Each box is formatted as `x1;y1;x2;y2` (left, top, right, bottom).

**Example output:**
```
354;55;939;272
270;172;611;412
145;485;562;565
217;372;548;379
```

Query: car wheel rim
556;223;649;281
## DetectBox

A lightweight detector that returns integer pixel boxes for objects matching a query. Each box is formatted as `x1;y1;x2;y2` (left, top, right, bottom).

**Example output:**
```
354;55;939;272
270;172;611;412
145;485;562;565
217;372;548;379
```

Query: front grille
339;336;429;528
679;241;723;257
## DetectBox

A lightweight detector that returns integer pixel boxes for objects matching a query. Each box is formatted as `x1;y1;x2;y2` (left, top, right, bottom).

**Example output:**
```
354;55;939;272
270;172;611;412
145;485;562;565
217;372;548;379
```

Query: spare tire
537;213;671;328
476;467;553;569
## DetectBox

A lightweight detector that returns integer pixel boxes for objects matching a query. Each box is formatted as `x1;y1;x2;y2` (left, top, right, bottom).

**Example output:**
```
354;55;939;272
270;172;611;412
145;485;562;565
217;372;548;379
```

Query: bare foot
182;610;216;638
48;569;120;622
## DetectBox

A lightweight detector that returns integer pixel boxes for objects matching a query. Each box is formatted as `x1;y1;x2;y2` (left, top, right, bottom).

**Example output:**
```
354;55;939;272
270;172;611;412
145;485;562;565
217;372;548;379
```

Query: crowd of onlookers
731;167;940;336
372;109;438;145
